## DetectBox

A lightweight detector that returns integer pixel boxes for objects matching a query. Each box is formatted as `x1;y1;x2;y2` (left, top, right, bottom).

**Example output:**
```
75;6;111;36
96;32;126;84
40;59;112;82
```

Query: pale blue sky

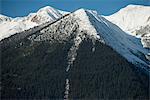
1;0;150;17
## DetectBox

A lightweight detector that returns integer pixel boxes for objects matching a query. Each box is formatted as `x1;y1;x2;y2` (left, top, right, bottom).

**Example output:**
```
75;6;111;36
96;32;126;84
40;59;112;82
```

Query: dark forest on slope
69;39;149;99
1;36;149;99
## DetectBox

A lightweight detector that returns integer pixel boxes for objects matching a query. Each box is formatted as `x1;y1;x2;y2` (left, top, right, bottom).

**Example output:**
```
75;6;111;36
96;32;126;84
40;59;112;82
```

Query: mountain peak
116;4;149;13
37;6;62;18
73;8;101;40
74;8;87;14
40;6;55;9
38;6;57;13
38;6;69;15
126;4;149;8
105;4;150;36
73;9;149;67
0;6;68;40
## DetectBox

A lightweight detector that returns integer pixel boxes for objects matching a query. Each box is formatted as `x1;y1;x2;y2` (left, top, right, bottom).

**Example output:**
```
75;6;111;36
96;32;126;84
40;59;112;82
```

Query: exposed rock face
135;25;150;36
141;33;150;61
135;25;150;52
1;9;149;99
141;33;150;48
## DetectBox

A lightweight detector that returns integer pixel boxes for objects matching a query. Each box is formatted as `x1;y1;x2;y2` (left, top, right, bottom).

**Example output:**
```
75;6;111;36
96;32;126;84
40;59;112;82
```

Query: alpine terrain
0;6;69;41
1;6;150;99
105;4;150;63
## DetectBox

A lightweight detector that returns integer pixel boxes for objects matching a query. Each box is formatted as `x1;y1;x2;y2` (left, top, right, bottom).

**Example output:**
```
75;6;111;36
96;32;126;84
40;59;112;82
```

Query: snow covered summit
0;6;69;41
105;5;150;36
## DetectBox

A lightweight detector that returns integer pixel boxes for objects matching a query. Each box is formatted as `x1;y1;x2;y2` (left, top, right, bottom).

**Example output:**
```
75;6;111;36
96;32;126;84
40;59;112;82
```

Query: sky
0;0;150;18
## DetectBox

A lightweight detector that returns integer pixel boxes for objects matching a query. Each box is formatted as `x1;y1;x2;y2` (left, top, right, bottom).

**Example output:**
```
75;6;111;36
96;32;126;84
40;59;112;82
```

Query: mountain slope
1;8;149;99
85;10;149;69
104;4;150;60
105;5;150;36
0;6;69;41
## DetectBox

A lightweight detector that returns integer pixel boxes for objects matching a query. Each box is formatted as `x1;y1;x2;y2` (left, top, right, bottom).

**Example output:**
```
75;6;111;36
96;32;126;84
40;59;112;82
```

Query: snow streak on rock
64;14;83;100
64;79;69;100
64;11;100;99
66;35;82;72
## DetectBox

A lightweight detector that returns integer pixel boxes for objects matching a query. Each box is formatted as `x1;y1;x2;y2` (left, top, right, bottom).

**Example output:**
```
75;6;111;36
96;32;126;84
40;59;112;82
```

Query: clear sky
0;0;150;18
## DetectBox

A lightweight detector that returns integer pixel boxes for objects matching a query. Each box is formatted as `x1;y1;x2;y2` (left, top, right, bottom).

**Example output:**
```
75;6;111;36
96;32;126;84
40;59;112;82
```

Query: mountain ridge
0;6;69;40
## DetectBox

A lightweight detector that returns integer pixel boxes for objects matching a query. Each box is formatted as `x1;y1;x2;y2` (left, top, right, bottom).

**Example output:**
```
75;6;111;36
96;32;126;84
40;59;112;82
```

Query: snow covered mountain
1;8;149;99
85;9;149;68
1;8;149;70
104;5;150;62
0;6;69;41
104;5;150;60
105;5;150;36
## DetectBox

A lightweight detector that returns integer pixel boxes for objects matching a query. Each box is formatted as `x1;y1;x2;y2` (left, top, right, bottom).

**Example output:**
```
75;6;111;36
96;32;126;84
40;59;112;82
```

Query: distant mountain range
1;5;150;99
